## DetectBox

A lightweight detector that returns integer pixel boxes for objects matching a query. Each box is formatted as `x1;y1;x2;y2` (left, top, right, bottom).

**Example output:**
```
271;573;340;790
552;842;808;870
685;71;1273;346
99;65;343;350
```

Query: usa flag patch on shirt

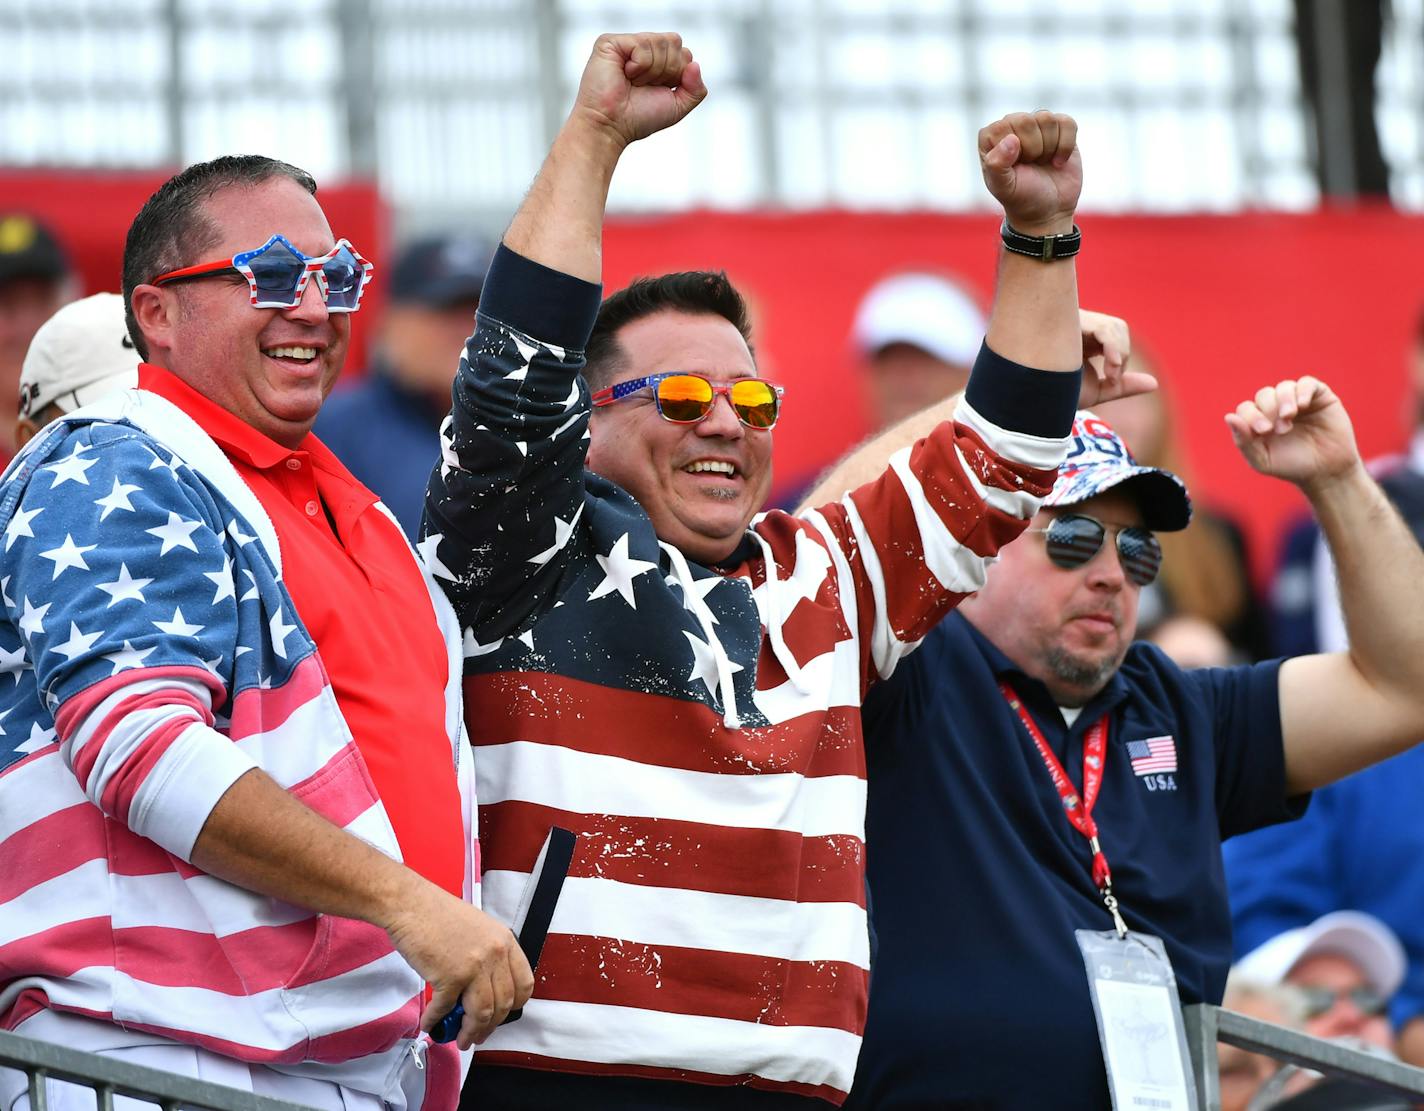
1127;736;1178;776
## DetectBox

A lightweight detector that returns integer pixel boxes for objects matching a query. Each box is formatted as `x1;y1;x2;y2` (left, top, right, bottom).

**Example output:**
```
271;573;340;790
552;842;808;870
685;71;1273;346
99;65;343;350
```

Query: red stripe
110;916;393;994
480;800;865;906
1;987;51;1031
286;744;383;831
422;1041;463;1111
225;654;328;741
108;817;180;876
67;682;212;792
0;804;105;903
54;667;223;743
104;1004;420;1066
97;717;196;824
472;1052;849;1105
301;997;424;1064
466;671;865;778
530;934;867;1034
0;918;115;985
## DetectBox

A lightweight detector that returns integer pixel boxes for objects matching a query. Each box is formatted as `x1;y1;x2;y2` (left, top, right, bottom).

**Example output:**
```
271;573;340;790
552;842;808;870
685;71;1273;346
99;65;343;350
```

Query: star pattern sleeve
0;423;256;858
422;245;604;640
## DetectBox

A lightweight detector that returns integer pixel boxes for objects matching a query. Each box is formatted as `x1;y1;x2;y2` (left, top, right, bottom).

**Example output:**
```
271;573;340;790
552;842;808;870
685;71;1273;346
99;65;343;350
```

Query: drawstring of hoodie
663;542;742;729
749;531;814;696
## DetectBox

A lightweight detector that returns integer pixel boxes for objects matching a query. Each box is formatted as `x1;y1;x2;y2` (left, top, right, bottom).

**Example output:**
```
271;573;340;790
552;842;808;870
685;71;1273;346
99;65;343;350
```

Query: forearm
985;239;1082;376
503;117;623;283
1279;464;1424;789
189;766;425;932
1310;463;1424;699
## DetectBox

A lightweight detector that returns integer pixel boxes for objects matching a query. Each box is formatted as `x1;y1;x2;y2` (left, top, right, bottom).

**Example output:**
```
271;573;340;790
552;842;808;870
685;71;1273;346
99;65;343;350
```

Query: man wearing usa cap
804;382;1424;1109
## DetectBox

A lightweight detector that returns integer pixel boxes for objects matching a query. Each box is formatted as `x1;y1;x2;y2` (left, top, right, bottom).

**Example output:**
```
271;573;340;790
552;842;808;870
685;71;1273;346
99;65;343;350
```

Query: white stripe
481;872;870;969
107;871;312;937
101;952;419;1051
840;493;910;680
344;800;401;860
0;748;83;846
126;721;259;859
477;998;860;1093
947;440;1042;519
0;858;109;947
65;676;214;805
887;448;1001;594
751;637;862;723
230;690;353;788
956;398;1070;471
475;741;866;840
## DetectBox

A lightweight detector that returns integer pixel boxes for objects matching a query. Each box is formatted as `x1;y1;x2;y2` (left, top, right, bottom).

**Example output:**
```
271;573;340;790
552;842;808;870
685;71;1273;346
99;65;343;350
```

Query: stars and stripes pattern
424;247;1070;1104
0;395;467;1090
1127;735;1179;776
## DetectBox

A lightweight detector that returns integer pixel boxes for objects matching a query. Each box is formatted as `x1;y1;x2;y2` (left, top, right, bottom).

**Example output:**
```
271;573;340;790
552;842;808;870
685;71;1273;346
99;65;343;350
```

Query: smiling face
961;489;1144;706
586;309;773;564
137;176;349;447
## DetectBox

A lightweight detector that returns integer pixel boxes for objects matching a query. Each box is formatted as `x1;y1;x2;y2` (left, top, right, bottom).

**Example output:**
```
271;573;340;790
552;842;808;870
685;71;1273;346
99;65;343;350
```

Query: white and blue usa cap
1044;411;1192;532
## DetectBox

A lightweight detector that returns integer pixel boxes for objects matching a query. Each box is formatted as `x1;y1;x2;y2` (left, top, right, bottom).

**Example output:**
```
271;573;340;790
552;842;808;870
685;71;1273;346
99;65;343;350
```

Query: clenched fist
979;110;1082;235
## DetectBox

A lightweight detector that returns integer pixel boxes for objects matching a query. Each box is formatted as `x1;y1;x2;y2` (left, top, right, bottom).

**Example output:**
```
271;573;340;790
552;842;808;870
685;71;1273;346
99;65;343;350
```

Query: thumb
981;134;1019;197
982;133;1019;173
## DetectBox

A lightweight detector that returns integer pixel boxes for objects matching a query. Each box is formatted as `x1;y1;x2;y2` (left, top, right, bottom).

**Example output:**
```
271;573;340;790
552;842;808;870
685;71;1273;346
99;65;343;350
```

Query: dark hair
121;155;317;360
584;270;754;393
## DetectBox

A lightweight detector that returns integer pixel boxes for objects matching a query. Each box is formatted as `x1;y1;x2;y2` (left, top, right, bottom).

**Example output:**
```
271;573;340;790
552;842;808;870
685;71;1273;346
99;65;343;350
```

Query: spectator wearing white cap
1235;911;1405;1051
15;292;140;450
850;269;987;429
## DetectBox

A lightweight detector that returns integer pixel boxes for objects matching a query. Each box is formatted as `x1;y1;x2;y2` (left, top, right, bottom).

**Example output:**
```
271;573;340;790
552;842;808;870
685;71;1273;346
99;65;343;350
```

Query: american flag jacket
425;247;1079;1104
0;389;473;1108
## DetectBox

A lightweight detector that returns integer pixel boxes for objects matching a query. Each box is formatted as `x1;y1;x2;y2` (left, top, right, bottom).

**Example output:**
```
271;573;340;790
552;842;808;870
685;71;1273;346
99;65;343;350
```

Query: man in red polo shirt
0;155;528;1111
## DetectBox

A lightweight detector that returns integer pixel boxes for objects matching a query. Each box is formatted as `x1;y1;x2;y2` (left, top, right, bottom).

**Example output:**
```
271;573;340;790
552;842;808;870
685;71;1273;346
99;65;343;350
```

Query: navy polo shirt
847;612;1302;1111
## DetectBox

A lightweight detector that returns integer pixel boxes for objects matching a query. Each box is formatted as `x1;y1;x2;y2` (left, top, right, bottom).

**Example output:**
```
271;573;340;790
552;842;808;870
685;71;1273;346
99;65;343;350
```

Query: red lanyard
1000;682;1129;936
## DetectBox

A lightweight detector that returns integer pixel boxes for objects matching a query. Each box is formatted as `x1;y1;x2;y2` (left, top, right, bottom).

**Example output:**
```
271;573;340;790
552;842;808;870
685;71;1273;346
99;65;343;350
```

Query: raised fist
978;110;1082;235
572;32;707;147
1225;377;1362;491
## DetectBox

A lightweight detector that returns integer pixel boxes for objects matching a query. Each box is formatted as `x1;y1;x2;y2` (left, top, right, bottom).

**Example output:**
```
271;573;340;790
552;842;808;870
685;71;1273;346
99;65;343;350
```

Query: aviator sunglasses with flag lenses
1029;513;1163;586
150;234;374;312
591;372;785;430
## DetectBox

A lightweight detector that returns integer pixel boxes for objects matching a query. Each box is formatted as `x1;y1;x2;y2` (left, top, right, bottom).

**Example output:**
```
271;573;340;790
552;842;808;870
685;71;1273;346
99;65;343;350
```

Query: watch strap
1001;220;1082;261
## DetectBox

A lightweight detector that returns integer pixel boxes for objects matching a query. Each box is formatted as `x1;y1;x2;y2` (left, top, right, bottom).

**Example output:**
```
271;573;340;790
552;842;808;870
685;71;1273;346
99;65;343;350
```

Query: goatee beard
1044;645;1118;707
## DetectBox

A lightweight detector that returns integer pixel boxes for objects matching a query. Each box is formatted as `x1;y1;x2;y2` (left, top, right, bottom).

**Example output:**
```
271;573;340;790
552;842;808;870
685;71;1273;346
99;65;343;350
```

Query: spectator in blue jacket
316;233;492;538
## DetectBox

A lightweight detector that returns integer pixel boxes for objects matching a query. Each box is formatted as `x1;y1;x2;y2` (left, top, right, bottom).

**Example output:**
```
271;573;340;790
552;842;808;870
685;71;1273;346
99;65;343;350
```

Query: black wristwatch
1000;220;1082;261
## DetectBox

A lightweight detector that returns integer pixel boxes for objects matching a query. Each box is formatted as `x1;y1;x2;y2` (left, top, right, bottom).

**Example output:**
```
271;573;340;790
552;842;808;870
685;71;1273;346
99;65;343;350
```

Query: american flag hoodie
425;246;1079;1104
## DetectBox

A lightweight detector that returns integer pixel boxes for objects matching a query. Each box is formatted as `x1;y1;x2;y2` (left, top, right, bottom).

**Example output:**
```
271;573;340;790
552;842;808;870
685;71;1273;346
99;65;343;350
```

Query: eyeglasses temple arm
151;259;237;285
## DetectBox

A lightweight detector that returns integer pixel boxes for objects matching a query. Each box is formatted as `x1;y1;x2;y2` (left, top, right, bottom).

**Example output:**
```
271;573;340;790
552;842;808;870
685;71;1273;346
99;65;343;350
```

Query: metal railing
1184;1003;1424;1110
0;1030;313;1111
7;1007;1424;1109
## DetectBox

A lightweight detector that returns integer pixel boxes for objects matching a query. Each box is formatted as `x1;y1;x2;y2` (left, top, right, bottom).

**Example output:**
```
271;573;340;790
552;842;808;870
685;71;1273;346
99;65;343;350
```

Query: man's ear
130;284;175;362
14;417;40;450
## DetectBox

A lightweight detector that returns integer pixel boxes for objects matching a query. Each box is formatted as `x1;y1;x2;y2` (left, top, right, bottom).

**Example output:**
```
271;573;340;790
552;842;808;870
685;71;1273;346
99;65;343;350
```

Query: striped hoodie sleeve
422;245;604;641
2;426;254;858
801;343;1079;684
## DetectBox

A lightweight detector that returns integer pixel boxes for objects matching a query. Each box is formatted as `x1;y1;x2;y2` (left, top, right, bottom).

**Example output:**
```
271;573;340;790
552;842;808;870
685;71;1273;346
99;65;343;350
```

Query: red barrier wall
603;208;1422;584
2;169;1416;586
